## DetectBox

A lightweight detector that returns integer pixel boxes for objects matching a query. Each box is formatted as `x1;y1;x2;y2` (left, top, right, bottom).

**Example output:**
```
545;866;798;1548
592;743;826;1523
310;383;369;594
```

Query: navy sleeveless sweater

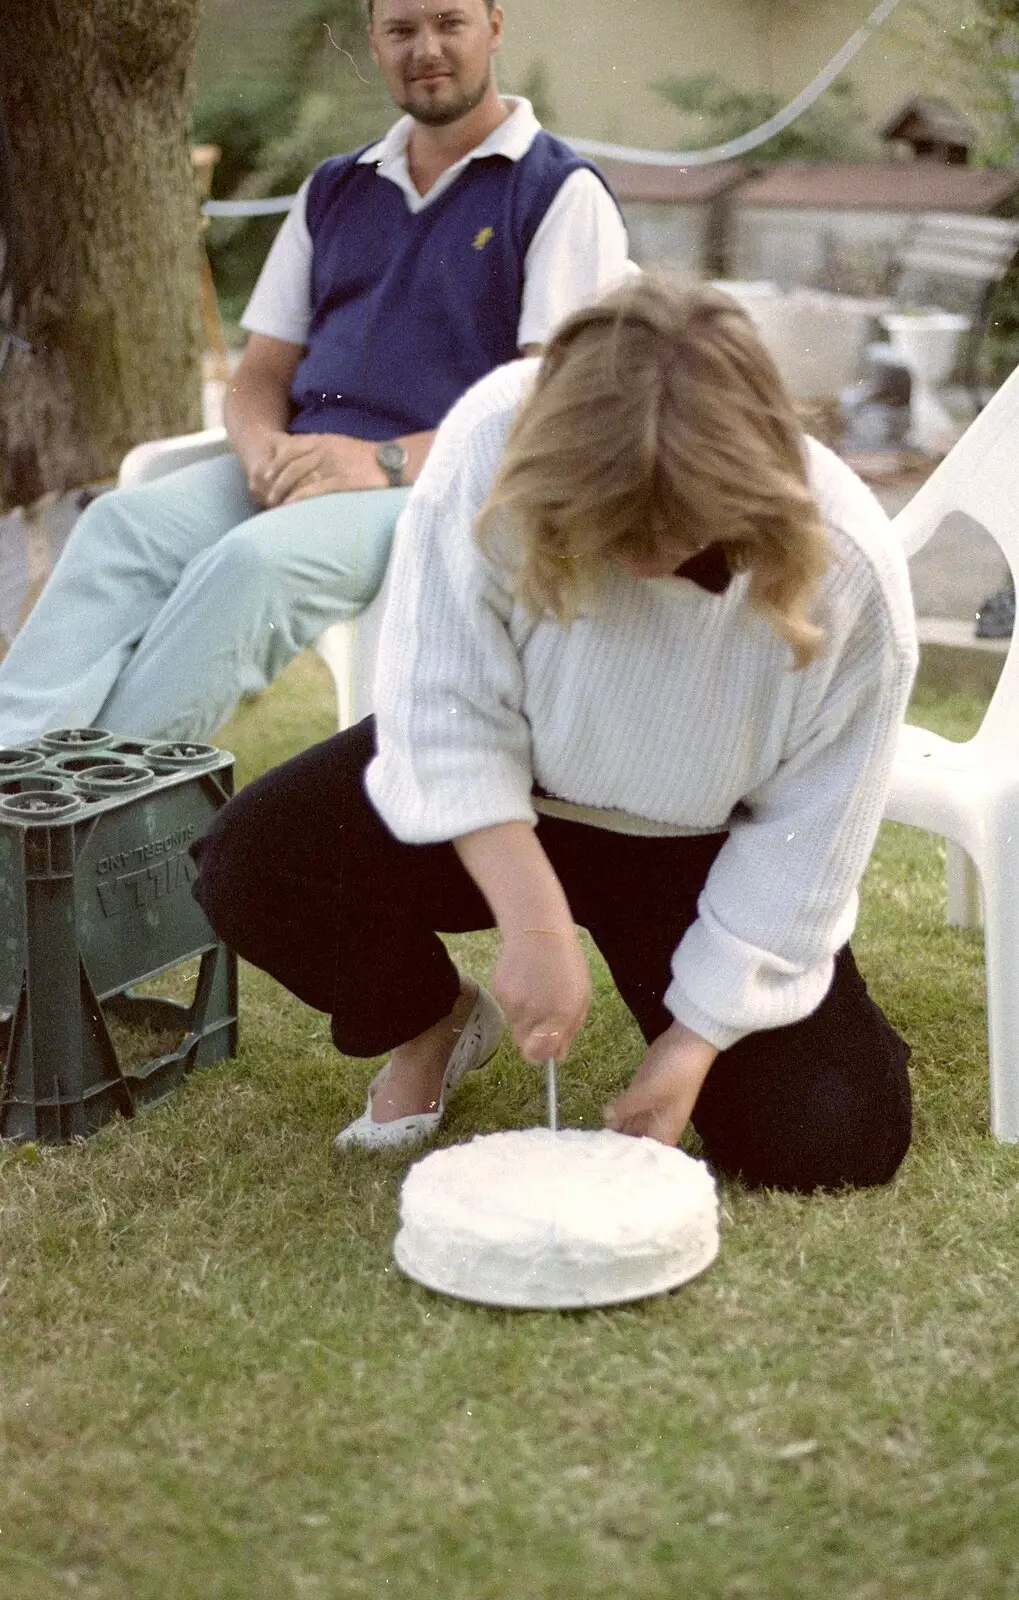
288;132;615;440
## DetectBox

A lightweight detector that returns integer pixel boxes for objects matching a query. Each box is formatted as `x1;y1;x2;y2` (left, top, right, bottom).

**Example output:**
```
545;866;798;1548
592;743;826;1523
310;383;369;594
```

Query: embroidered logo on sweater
472;226;495;251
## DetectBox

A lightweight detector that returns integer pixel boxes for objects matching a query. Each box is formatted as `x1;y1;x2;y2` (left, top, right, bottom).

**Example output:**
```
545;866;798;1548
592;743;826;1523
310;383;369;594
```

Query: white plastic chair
116;427;389;730
884;360;1019;1141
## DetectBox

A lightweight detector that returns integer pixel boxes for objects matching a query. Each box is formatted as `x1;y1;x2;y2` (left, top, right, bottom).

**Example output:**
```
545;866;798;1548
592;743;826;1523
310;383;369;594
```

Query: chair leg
945;841;982;927
312;582;388;732
976;825;1019;1142
313;623;354;730
349;587;388;727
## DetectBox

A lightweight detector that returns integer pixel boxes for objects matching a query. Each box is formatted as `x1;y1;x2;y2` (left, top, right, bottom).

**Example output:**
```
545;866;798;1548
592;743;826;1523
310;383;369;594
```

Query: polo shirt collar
357;96;540;206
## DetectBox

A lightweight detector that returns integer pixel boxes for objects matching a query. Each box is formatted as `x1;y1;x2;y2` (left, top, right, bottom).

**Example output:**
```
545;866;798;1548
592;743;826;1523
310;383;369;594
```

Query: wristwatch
376;440;409;488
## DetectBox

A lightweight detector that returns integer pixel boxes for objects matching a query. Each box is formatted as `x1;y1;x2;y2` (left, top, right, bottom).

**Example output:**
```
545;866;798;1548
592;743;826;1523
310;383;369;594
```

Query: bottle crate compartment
0;730;238;1142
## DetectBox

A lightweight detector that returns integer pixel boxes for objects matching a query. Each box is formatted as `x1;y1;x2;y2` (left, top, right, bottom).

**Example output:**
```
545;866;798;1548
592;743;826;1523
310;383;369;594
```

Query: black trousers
192;718;912;1194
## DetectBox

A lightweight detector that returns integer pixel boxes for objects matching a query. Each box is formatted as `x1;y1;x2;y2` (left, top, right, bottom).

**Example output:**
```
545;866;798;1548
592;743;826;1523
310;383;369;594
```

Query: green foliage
189;74;296;200
883;3;1019;383
954;0;1019;160
978;203;1019;383
899;0;1019;164
191;0;389;328
652;72;872;162
919;3;1019;382
515;58;556;129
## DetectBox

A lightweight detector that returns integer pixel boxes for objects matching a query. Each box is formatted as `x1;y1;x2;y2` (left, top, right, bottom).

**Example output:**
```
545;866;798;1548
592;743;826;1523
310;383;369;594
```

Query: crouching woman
192;277;918;1192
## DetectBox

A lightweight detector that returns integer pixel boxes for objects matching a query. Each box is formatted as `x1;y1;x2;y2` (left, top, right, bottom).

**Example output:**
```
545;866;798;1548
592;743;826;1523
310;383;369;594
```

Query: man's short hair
365;0;496;20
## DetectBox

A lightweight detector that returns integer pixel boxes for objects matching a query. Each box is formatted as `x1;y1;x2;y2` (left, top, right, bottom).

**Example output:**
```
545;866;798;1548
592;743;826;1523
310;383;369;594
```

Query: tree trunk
0;0;206;511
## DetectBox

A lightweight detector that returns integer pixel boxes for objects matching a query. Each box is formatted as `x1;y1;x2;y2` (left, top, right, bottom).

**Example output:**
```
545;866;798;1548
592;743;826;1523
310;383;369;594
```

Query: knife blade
546;1056;559;1133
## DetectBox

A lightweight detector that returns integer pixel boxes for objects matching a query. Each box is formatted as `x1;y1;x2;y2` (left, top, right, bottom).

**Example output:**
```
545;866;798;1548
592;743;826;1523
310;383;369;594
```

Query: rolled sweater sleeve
666;534;918;1051
365;366;540;843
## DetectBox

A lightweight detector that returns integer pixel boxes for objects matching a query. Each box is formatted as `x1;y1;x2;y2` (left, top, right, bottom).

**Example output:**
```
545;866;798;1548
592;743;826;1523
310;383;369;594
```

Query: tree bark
0;0;206;511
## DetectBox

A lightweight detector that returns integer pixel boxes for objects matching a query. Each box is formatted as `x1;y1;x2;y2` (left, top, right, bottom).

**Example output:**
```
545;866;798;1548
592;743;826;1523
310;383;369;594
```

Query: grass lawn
1;658;1017;1599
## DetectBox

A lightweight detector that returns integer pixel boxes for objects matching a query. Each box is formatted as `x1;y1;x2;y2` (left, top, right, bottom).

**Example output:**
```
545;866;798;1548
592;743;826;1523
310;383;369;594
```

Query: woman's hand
603;1020;719;1146
491;926;592;1063
452;821;590;1062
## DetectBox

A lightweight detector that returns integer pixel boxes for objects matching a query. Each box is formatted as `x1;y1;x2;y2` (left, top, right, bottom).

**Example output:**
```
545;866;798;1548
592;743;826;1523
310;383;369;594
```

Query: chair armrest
118;426;230;490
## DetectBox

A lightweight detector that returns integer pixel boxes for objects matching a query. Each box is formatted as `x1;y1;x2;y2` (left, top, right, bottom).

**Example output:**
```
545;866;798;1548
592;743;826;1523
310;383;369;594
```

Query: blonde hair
477;275;832;668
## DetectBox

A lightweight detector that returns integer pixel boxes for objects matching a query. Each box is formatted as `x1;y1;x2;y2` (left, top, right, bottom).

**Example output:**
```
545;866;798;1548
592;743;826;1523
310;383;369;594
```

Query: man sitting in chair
0;0;629;745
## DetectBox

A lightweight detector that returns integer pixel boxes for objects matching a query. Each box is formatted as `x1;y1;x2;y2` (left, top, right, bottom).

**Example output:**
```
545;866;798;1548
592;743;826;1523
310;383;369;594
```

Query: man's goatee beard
404;70;492;127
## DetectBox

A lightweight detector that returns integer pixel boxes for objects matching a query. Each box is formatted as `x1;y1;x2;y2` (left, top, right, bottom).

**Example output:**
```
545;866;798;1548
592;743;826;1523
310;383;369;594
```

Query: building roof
737;162;1019;214
881;98;975;150
595;157;750;205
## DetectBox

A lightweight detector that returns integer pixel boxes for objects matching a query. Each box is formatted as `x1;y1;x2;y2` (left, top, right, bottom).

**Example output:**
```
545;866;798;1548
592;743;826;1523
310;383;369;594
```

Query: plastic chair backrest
891;360;1019;755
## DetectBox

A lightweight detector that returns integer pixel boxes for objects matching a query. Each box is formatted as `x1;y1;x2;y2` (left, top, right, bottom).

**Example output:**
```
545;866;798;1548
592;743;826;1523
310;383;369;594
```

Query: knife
546;1056;559;1133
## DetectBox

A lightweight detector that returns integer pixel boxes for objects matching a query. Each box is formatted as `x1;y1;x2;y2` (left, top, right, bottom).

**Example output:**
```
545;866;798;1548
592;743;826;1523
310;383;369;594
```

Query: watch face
377;442;408;472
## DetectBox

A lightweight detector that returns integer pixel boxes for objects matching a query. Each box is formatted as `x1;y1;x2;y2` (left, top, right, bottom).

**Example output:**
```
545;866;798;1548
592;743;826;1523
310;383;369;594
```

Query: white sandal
332;985;505;1153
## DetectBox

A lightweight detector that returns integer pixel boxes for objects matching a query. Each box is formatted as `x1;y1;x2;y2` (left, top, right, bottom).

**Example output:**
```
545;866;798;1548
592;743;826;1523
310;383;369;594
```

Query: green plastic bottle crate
0;729;238;1142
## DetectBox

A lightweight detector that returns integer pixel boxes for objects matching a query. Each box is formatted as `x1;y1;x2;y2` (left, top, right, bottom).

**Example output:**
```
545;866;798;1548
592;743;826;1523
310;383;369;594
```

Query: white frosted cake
393;1128;720;1309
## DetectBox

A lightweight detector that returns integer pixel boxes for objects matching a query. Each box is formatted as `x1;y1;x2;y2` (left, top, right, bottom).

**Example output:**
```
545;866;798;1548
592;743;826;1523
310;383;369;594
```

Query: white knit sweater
366;360;918;1050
